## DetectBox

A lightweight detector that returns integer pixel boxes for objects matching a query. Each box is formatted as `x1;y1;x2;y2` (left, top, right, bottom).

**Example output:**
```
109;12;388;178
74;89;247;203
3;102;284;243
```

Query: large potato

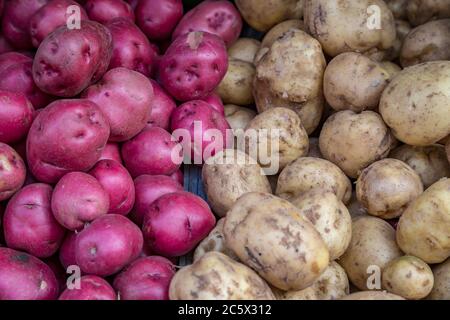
169;252;275;300
202;149;271;217
217;58;255;105
291;190;352;260
228;38;261;64
304;0;396;57
341;291;404;300
339;216;403;290
224;192;330;291
319;110;396;178
427;258;450;300
379;61;450;146
406;0;450;26
396;178;450;264
276;157;352;204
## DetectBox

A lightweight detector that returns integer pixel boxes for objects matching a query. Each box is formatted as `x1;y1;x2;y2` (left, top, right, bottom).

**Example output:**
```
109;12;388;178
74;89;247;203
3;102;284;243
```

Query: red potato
159;31;228;101
1;0;49;49
201;92;225;115
75;214;143;276
33;20;113;97
27;99;110;184
0;247;58;300
59;275;116;300
52;172;110;231
29;0;89;48
171;100;232;163
85;0;134;24
113;256;175;300
147;80;177;130
173;0;243;47
122;127;183;178
131;175;184;226
89;159;135;216
59;232;77;270
0;34;14;54
170;169;184;186
106;18;158;77
136;0;183;41
0;143;26;201
82;67;152;142
142;191;216;257
4;183;66;258
0;90;34;144
99;142;122;163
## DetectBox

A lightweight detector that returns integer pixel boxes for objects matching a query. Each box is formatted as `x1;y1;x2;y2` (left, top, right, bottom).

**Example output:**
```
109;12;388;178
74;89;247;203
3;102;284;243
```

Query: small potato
276;262;349;300
385;0;408;19
427;258;450;300
406;0;450;26
217;58;255;105
379;61;402;79
276;157;352;204
169;252;275;300
228;38;261;64
324;53;390;112
396;178;450;264
339;216;403;290
341;291;404;300
307;137;322;158
319;110;396;178
224;192;330;291
390;144;450;188
224;104;256;133
382;256;434;300
202;149;272;217
356;159;423;219
291;190;352;260
380;61;450;146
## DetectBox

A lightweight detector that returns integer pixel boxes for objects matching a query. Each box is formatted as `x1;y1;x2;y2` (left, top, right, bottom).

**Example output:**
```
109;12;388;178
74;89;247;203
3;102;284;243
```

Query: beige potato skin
217;58;255;105
202;149;271;217
223;192;330;291
324;53;390;112
396;178;450;264
390;144;450;188
379;61;402;79
228;38;261;65
401;19;450;68
276;157;352;204
303;0;396;57
406;0;450;26
427;258;450;300
319;110;396;178
385;0;408;19
291;190;352;260
356;159;424;219
338;216;403;290
382;256;434;300
340;291;405;300
224;104;256;133
379;61;450;146
169;252;275;300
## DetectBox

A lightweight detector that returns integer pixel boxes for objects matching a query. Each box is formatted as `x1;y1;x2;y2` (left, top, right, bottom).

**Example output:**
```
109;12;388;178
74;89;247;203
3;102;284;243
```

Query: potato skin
228;38;260;65
224;104;256;133
385;0;408;19
276;157;352;204
427;258;450;300
379;61;402;79
396;178;450;264
224;192;330;291
356;159;423;219
319;110;396;178
382;256;434;300
217;58;255;105
340;291;405;300
169;252;275;300
406;0;450;26
379;61;450;146
202;149;271;217
339;216;403;290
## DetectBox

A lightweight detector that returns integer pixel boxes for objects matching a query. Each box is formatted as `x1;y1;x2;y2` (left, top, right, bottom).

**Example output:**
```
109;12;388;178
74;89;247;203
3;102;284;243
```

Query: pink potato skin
99;142;122;163
159;31;228;101
26;99;110;184
170;169;184;185
173;0;243;47
3;183;66;258
0;247;58;300
0;142;26;201
75;214;143;276
82;67;152;142
59;275;117;300
136;0;183;41
122;127;182;178
142;191;216;257
59;232;77;270
29;0;89;48
0;90;34;144
113;256;175;300
1;0;49;50
51;172;110;231
171;100;232;163
0;52;53;109
106;18;158;77
44;255;68;295
89;159;135;216
33;20;113;97
130;175;184;226
85;0;134;24
147;80;177;130
0;34;14;54
202;92;225;115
